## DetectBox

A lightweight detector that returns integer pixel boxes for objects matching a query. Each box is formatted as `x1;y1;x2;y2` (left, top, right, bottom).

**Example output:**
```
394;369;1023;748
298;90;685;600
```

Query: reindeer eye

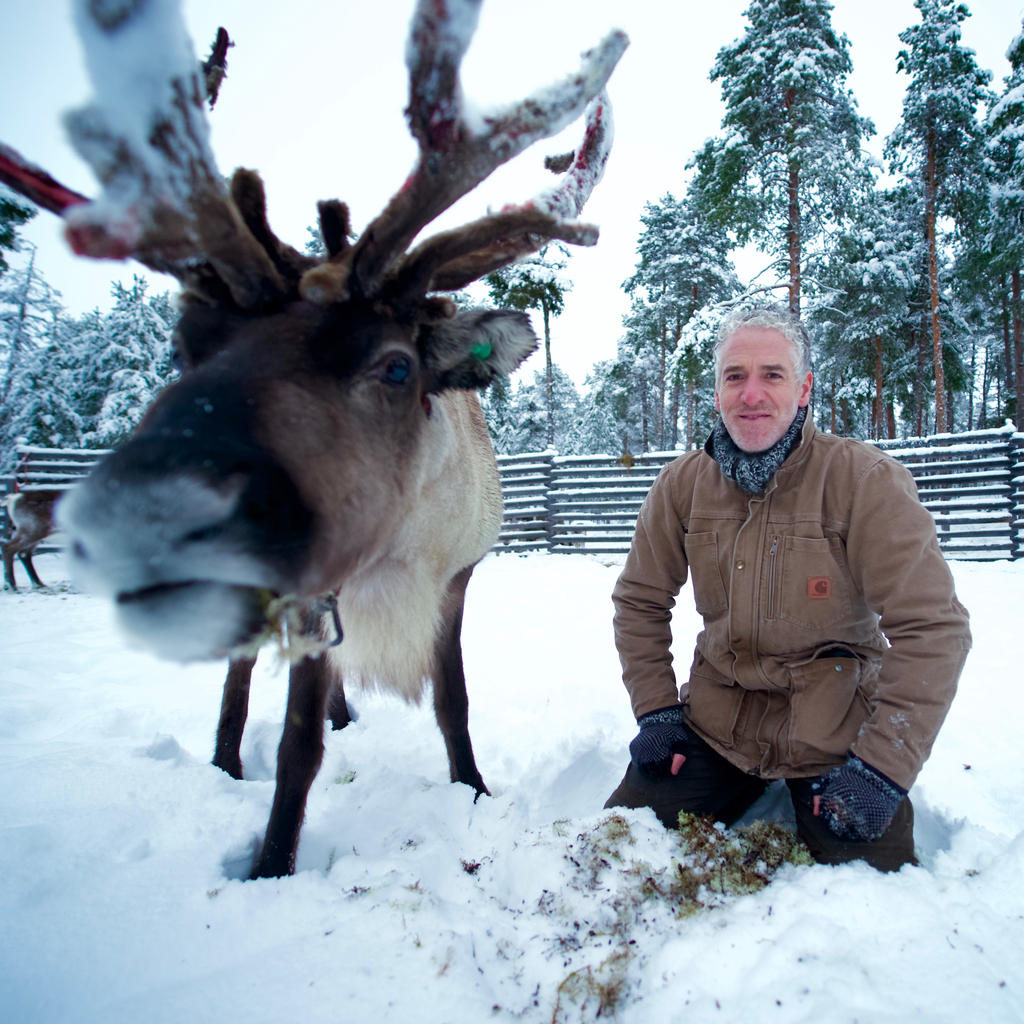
381;354;412;386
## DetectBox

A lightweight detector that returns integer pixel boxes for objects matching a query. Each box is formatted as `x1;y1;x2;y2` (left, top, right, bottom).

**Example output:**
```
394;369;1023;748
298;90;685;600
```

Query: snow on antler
533;91;615;222
59;0;285;310
337;0;628;302
61;0;225;264
8;0;626;314
390;90;614;298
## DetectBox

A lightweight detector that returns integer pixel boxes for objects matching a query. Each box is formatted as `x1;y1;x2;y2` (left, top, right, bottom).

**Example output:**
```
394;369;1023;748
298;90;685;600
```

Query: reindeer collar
232;590;343;664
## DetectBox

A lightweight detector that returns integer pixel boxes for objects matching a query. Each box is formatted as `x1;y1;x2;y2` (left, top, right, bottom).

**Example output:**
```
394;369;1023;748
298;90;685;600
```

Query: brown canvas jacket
612;417;971;790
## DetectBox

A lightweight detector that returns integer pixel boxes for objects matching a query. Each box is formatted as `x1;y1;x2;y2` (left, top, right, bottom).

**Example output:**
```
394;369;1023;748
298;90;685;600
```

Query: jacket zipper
749;491;775;690
767;535;780;620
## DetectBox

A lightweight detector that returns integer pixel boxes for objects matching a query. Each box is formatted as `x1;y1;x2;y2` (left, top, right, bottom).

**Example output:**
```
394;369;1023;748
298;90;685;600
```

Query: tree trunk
914;320;928;437
658;319;667;448
686;378;695;449
873;335;884;440
924;134;946;433
967;333;977;429
787;160;801;315
668;378;680;449
1013;266;1023;429
1001;275;1012;419
783;87;801;316
978;342;991;429
542;302;554;449
638;370;649;452
669;315;683;449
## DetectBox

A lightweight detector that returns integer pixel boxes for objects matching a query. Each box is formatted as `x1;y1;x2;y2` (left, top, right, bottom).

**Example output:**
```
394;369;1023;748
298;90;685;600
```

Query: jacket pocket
685;653;744;747
774;535;851;630
786;655;870;765
683;531;728;617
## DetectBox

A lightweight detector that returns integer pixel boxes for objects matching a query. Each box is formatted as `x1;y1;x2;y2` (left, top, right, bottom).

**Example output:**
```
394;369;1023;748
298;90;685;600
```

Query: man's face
714;327;813;453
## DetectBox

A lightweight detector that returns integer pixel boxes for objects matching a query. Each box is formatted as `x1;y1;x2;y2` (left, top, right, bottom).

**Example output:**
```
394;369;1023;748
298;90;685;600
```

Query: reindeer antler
394;88;615;297
56;4;291;308
301;0;627;306
3;0;626;315
0;144;89;215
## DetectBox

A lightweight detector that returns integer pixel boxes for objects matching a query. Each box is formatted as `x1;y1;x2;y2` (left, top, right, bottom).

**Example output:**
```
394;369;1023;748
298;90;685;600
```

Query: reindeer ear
419;310;538;392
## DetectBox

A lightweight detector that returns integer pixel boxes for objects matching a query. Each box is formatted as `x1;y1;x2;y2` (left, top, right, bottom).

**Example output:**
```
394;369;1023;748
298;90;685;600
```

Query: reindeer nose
57;437;315;602
58;459;253;597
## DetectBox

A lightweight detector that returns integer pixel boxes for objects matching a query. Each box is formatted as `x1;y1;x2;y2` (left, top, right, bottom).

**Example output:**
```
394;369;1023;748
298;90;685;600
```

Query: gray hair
713;304;813;382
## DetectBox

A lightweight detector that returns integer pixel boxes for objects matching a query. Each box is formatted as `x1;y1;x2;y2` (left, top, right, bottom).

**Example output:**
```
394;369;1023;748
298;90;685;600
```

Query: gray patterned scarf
709;406;807;494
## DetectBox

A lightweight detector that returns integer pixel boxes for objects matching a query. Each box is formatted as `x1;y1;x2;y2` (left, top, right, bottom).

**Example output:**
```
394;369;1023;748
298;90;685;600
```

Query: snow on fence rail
497;424;1024;562
4;429;1023;563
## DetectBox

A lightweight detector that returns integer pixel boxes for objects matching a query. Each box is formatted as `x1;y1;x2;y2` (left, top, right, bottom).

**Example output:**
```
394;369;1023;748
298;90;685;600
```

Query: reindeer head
3;0;626;660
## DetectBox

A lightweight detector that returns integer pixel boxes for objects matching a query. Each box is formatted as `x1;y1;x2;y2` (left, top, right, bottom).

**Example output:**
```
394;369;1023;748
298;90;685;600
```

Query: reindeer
1;0;626;877
3;489;64;590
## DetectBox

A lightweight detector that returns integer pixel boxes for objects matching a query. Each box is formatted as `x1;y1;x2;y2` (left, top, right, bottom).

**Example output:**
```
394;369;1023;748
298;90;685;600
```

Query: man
606;305;971;871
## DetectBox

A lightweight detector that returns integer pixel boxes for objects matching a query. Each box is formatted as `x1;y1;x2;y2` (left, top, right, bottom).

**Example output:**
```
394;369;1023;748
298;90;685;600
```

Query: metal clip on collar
312;593;344;647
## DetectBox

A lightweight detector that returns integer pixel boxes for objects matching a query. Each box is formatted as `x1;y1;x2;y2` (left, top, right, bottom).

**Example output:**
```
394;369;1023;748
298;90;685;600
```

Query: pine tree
671;299;734;448
65;308;109;435
575;358;634;456
480;374;517;454
567;363;624;456
1;322;84;460
811;186;923;438
592;329;675;455
692;0;872;313
0;250;64;466
486;245;570;448
0;185;35;276
82;277;175;447
0;247;62;406
886;0;993;433
506;379;547;455
624;190;738;449
504;365;580;455
985;19;1024;424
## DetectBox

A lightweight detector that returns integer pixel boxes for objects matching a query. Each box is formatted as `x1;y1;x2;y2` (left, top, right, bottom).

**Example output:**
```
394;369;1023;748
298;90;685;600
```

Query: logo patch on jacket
807;576;832;599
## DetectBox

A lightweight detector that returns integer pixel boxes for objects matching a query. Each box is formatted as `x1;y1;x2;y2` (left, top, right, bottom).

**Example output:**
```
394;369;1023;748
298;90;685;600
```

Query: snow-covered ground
2;551;1022;1023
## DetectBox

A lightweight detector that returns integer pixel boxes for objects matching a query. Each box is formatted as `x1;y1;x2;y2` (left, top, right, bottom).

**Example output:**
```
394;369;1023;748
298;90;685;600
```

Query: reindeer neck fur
326;389;500;701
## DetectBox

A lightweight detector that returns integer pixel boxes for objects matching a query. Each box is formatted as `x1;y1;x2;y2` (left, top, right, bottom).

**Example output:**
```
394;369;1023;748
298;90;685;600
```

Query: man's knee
605;736;767;830
789;780;917;872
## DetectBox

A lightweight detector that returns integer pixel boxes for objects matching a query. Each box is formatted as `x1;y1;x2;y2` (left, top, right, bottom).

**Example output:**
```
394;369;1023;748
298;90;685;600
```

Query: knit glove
812;755;908;842
629;706;689;776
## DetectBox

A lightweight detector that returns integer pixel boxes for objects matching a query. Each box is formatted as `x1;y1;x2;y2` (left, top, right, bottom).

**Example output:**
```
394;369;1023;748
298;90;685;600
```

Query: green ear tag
471;341;492;361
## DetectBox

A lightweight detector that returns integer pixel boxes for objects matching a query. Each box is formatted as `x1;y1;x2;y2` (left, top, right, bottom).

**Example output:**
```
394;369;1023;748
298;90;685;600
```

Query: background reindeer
2;0;626;877
2;490;63;590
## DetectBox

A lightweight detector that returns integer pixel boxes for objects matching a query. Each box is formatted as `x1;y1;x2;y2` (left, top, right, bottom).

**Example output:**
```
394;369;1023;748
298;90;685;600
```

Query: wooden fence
497;424;1024;561
4;427;1024;563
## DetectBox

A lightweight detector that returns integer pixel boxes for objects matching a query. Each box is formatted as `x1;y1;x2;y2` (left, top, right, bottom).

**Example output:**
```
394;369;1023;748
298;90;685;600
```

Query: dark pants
604;730;916;872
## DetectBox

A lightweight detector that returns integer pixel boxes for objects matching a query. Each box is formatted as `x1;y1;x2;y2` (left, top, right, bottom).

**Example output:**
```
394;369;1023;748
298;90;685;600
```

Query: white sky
3;0;1023;384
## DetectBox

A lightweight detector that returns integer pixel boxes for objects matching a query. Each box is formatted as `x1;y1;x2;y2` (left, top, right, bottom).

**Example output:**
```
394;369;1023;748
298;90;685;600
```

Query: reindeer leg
252;624;330;878
21;550;44;588
213;656;256;779
326;678;352;731
432;565;488;797
2;545;17;590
